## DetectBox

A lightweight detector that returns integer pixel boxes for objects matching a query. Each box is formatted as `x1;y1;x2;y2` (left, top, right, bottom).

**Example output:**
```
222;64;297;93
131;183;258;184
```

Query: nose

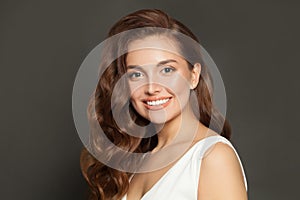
145;82;161;95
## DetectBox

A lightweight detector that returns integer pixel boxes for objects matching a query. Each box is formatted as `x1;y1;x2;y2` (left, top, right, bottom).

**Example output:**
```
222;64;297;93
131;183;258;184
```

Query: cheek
130;91;138;103
129;94;140;115
129;87;143;106
163;73;190;93
164;75;191;108
128;79;147;97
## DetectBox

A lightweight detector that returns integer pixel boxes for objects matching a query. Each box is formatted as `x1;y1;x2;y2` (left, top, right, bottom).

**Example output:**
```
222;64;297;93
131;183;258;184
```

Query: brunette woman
80;9;248;200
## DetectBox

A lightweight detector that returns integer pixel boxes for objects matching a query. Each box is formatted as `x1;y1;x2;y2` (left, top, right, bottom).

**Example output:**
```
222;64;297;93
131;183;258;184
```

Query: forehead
126;35;185;66
128;35;179;52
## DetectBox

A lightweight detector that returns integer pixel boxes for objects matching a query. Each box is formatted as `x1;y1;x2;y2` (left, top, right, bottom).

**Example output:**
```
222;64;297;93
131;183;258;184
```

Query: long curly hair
80;9;231;200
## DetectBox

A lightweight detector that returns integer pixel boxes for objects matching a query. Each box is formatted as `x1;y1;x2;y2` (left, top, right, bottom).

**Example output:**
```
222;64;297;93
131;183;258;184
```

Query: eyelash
161;66;175;74
127;66;176;81
128;72;144;80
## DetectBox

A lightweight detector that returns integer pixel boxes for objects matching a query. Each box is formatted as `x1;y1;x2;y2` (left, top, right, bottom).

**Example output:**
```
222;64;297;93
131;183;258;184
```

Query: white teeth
146;98;170;106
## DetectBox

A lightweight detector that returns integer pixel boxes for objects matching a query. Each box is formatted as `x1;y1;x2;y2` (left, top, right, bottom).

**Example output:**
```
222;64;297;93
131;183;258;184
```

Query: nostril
146;83;162;94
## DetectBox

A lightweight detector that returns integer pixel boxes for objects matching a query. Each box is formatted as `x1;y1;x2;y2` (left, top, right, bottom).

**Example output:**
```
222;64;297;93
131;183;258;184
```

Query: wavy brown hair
80;9;231;200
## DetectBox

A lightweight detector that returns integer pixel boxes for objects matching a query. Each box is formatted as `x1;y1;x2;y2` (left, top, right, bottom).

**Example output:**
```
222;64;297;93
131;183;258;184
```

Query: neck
153;103;201;151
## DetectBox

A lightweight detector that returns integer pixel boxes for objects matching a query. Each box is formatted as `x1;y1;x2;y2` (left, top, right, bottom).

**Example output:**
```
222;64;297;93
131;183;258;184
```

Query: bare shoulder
198;142;248;200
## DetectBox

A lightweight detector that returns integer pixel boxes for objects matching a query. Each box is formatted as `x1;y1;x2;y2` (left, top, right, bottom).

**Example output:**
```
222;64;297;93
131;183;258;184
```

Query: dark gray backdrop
1;0;299;199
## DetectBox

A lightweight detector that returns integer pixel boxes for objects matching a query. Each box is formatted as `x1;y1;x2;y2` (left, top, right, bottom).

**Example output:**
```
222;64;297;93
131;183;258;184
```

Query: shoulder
202;141;237;163
198;142;248;200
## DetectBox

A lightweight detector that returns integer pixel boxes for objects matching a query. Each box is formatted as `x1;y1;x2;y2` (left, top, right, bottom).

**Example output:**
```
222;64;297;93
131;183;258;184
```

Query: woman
80;9;248;200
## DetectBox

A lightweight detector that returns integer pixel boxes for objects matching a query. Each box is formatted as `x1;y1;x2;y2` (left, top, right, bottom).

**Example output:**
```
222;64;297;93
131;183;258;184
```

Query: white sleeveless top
122;135;248;200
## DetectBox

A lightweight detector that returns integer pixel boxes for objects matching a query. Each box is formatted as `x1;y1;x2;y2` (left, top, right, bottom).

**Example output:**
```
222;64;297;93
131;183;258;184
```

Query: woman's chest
126;162;177;200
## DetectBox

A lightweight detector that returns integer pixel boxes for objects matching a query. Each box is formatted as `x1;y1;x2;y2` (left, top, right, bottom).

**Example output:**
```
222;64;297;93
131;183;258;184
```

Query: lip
142;97;172;110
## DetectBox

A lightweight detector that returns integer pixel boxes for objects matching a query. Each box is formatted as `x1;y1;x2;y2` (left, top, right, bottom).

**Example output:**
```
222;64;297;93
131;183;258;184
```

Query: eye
161;66;175;74
127;71;144;81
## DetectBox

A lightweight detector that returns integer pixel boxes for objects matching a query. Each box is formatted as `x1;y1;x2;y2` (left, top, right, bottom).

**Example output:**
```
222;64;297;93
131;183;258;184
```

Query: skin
126;35;202;148
198;143;248;200
125;36;247;200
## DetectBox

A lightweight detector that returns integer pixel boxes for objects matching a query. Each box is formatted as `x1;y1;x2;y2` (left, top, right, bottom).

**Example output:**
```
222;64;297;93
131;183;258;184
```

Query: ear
190;63;201;89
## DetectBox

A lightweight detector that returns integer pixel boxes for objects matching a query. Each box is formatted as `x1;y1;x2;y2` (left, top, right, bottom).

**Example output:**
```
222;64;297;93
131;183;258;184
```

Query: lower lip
144;98;172;110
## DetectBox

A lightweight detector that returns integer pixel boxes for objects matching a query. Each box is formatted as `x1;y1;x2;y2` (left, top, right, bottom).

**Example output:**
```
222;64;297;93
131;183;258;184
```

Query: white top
122;135;248;200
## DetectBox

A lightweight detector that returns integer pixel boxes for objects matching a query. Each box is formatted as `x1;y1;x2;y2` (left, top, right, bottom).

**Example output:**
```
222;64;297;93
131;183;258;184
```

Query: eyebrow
127;59;178;69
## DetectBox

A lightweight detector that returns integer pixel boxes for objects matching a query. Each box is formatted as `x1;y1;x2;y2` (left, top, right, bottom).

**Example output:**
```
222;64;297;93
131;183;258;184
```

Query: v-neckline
125;135;220;200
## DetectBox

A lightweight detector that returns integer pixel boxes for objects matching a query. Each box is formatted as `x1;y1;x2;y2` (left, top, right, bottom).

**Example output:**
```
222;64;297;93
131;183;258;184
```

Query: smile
146;98;170;106
143;97;172;110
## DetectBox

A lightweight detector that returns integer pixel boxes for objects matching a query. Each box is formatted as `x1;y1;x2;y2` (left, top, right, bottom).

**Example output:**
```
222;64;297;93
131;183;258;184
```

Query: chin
148;118;169;125
149;110;181;125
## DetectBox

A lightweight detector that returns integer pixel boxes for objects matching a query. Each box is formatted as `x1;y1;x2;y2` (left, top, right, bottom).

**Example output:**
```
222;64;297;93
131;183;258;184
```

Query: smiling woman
80;9;248;200
126;40;198;125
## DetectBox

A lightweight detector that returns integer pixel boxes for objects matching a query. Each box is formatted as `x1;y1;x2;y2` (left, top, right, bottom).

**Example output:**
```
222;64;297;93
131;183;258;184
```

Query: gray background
1;0;299;199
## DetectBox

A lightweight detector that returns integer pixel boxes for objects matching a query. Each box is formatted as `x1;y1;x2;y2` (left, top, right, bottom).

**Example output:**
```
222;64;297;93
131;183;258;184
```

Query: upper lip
142;96;172;102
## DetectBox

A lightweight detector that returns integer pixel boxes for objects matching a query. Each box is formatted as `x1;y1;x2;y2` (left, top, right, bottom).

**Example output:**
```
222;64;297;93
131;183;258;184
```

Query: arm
197;142;248;200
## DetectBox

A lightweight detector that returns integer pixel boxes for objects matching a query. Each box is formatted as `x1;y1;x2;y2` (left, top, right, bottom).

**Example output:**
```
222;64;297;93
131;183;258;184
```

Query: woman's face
126;36;200;124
